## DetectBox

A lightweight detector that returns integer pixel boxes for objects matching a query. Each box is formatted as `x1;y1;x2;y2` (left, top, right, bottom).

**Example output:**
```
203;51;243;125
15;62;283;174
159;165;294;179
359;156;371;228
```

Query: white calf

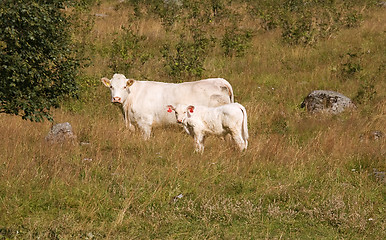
167;103;248;153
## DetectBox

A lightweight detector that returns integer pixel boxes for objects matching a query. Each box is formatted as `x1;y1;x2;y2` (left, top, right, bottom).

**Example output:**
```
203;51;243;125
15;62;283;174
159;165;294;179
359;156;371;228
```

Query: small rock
45;122;77;144
301;90;356;114
95;13;108;17
372;169;386;184
86;232;94;239
164;0;183;7
378;1;386;7
172;193;184;203
371;130;383;140
80;142;91;146
360;130;384;142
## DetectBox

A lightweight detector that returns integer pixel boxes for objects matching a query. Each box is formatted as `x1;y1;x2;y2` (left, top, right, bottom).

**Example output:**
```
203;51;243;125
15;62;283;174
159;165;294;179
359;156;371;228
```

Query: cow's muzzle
112;97;121;103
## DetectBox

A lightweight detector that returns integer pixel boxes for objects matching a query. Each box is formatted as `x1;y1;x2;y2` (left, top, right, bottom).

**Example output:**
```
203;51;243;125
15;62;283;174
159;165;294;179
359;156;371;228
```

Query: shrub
354;76;377;104
161;31;212;79
109;27;150;74
279;4;340;46
248;0;281;31
221;26;253;57
0;0;80;122
250;0;372;46
336;51;363;81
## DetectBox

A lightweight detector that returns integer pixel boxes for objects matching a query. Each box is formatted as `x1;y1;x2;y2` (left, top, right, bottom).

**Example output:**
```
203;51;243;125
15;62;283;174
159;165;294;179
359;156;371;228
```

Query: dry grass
1;1;385;239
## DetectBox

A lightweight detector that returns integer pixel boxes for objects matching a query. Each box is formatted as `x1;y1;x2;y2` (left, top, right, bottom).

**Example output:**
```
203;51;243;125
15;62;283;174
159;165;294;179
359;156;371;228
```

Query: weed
109;27;145;73
161;32;211;79
337;51;364;80
251;0;371;46
221;25;253;57
354;76;377;104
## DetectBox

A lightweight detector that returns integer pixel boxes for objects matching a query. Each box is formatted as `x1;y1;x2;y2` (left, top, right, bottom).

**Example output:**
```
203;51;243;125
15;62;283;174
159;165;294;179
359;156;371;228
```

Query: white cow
101;74;234;139
167;103;248;153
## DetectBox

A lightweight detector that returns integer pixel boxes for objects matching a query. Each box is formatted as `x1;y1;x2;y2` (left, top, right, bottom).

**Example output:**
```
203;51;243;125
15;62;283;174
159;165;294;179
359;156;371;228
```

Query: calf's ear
101;77;111;87
167;105;174;113
127;79;135;87
187;105;195;113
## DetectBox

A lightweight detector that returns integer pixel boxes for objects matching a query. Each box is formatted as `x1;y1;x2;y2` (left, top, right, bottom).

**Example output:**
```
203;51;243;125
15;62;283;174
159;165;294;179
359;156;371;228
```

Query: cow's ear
187;105;195;113
127;79;135;87
101;77;111;87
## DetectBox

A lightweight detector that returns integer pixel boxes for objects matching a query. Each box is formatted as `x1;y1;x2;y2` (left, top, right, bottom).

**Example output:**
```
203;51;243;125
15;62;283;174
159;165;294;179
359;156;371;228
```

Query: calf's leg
194;134;205;154
232;131;247;151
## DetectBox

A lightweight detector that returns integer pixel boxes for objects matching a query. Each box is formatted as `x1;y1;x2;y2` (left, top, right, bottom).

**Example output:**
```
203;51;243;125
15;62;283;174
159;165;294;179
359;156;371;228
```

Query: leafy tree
0;0;79;121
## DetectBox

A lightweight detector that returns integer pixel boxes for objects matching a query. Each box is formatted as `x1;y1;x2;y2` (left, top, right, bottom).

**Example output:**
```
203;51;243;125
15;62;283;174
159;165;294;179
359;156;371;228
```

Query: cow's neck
122;99;131;112
122;95;133;113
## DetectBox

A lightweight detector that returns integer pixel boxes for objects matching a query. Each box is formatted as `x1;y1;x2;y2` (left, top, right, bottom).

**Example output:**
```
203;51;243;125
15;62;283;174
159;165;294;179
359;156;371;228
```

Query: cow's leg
137;121;152;140
124;109;135;132
127;122;136;132
125;118;136;132
141;125;152;140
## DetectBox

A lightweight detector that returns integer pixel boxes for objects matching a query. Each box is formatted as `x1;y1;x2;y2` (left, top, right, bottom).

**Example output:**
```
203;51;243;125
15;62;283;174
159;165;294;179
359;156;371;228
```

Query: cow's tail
237;103;248;149
221;78;234;103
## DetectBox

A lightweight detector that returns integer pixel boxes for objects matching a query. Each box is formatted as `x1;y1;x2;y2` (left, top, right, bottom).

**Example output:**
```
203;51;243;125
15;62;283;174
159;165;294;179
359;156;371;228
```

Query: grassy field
0;1;385;239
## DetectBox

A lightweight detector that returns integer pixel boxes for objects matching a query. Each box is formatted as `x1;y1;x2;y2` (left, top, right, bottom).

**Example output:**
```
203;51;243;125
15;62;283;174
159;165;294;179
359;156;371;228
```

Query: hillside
0;1;385;239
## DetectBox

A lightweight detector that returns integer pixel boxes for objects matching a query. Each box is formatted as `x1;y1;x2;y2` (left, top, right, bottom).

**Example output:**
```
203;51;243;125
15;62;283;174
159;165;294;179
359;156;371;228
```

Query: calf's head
101;74;135;104
167;105;195;124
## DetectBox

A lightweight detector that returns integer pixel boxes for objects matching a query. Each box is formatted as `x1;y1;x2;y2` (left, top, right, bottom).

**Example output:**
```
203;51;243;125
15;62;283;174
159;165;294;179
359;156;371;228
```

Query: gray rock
372;169;385;184
164;0;183;6
371;130;384;140
95;13;108;17
378;1;386;7
360;130;384;142
301;90;356;114
45;122;77;144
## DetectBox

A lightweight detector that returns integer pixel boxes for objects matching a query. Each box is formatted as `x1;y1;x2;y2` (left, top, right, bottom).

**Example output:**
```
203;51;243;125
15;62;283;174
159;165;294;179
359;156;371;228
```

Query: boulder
45;122;77;144
301;90;356;114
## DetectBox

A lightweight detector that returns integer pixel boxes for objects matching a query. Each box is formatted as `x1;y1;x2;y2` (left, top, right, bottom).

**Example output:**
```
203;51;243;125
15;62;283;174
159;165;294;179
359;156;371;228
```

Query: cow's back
172;78;233;106
128;78;233;125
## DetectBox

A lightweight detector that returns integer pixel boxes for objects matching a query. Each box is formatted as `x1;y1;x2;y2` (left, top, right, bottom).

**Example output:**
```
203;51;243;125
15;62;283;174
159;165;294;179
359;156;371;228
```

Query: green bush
250;0;372;46
279;3;340;46
336;51;363;81
161;32;212;79
0;0;80;122
221;26;253;57
109;27;150;74
354;76;377;105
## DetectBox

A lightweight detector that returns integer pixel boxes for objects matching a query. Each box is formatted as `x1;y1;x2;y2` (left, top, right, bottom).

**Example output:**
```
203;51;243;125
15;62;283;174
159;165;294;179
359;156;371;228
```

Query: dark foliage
0;0;80;121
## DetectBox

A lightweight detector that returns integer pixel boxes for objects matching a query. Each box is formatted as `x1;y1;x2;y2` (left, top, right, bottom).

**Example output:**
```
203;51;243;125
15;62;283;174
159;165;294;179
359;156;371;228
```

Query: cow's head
101;74;135;104
167;104;195;124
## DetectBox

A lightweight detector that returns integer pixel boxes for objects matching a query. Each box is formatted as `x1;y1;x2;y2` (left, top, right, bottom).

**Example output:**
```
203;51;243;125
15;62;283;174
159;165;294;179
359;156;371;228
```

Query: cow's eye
123;86;127;89
109;86;112;89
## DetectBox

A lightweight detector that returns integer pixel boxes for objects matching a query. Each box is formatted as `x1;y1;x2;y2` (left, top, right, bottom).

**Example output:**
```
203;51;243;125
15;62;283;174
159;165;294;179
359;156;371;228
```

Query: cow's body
168;103;248;153
101;74;234;139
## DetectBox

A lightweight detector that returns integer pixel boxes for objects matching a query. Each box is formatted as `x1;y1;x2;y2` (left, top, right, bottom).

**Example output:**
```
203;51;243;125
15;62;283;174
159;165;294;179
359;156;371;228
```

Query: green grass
1;1;385;239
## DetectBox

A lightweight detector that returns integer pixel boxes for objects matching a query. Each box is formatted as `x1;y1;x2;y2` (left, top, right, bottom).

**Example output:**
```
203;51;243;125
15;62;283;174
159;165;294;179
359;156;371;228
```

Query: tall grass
1;1;385;239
